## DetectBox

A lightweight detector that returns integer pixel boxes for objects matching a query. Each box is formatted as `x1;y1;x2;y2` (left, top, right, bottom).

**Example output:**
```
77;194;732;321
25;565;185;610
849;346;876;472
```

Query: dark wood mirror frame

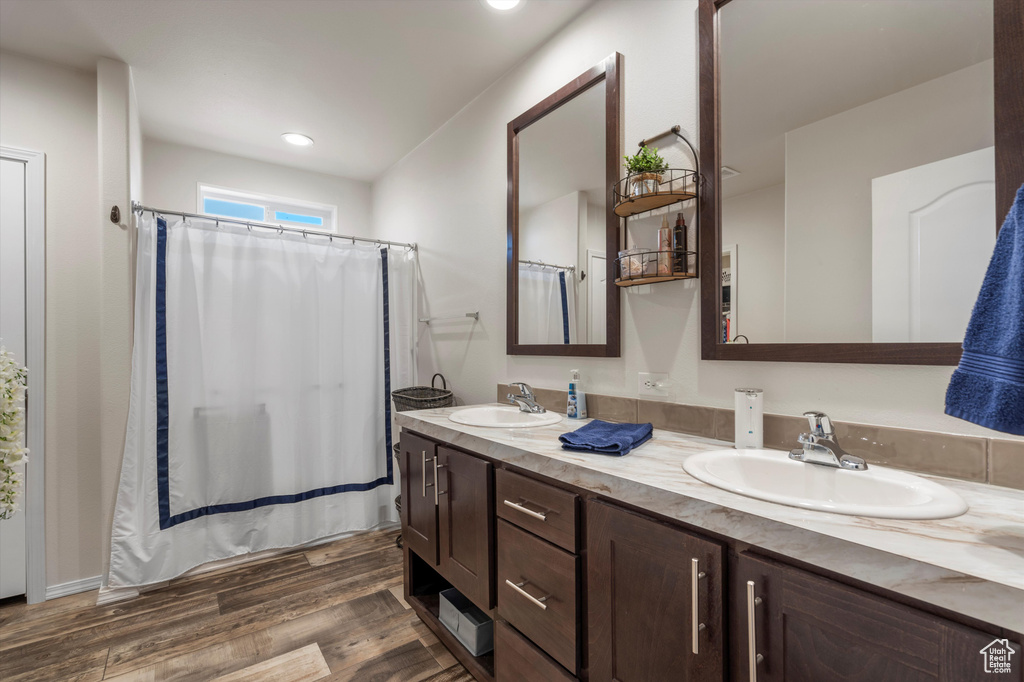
507;52;622;357
698;0;1024;365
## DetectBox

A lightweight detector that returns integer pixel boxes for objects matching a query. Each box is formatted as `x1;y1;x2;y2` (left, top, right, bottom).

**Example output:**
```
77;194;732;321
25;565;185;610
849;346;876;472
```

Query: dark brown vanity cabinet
587;500;725;682
400;433;439;565
402;430;1021;682
730;551;1022;682
401;435;494;609
438;446;495;609
495;468;581;676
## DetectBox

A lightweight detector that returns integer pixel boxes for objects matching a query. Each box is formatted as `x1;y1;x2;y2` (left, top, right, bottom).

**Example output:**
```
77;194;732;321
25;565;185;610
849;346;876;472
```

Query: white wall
722;184;785;344
0;51;103;586
784;60;994;342
142;139;372;233
372;0;1018;439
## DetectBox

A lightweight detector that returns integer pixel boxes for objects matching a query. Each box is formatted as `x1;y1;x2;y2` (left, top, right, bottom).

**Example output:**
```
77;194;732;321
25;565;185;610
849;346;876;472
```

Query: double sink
447;405;969;521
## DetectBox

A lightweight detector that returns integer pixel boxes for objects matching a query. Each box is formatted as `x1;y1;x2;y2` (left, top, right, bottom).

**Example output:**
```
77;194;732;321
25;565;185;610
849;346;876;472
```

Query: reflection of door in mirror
517;83;606;346
721;244;737;343
719;0;994;345
587;250;606;345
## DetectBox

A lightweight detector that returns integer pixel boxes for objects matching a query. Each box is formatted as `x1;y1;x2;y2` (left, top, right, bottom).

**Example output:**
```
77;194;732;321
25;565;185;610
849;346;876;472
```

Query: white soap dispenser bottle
734;388;764;449
568;369;588;419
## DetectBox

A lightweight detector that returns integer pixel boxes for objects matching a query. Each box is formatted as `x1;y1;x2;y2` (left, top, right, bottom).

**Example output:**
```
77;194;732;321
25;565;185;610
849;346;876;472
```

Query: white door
0;156;28;599
872;147;996;342
587;251;605;345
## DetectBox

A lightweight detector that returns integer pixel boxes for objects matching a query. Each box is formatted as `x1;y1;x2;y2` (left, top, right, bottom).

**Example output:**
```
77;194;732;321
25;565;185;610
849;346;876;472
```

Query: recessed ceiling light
484;0;522;11
282;132;314;147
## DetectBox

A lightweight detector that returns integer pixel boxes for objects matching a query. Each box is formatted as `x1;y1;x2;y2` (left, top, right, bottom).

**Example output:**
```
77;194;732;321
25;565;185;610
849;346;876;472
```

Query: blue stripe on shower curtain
155;227;394;530
559;271;570;344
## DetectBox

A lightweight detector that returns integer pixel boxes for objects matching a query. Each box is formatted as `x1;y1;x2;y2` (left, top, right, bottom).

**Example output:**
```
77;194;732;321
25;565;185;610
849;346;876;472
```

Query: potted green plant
623;146;668;196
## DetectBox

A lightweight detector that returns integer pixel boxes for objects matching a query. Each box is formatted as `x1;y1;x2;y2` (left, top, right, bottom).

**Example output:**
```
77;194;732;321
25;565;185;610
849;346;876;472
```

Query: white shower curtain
518;265;576;344
107;214;415;588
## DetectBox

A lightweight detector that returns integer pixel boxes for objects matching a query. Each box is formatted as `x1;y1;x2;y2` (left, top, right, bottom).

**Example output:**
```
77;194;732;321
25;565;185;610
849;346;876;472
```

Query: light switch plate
638;372;670;397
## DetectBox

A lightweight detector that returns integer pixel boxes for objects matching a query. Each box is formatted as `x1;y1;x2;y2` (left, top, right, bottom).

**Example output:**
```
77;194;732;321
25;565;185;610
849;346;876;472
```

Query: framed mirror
507;53;622;357
699;0;1024;364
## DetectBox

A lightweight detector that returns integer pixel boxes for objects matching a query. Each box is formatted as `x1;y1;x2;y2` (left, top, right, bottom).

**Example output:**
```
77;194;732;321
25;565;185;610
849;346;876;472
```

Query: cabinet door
587;500;724;682
731;551;1022;682
438;446;494;609
401;433;438;565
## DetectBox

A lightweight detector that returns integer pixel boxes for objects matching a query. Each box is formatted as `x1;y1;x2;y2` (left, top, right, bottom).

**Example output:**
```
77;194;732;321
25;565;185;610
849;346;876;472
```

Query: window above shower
198;184;338;233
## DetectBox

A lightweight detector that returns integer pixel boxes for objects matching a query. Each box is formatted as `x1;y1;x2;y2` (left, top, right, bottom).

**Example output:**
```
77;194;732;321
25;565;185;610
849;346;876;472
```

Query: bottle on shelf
658;215;672;276
672;212;687;275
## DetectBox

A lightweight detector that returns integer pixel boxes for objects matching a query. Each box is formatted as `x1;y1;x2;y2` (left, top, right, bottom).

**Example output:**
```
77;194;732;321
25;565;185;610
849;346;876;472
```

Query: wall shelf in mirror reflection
697;0;1024;365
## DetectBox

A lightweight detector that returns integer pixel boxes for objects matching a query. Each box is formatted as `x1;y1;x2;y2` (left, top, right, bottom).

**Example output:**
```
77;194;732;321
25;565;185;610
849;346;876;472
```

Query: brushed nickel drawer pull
747;580;764;680
505;579;549;610
503;499;547;521
691;558;706;654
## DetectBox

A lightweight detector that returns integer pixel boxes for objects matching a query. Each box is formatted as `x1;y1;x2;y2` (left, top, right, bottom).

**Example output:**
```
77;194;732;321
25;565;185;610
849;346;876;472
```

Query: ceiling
719;0;993;198
0;0;593;181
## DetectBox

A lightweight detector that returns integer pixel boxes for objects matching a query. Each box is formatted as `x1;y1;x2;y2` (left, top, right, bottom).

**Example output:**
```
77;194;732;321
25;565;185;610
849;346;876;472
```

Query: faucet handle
802;411;835;438
510;382;535;400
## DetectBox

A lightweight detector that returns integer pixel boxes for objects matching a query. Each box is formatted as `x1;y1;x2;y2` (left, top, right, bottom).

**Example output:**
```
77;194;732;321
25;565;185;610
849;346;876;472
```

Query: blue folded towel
945;183;1024;436
559;420;653;456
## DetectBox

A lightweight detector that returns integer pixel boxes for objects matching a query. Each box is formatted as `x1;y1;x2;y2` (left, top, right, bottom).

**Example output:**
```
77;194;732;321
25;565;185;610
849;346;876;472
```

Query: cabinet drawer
495;620;576;682
497;519;578;674
496;468;578;553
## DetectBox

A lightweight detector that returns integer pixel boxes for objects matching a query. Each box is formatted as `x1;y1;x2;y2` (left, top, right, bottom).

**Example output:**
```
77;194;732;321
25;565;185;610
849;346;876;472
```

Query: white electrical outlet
638;372;670;397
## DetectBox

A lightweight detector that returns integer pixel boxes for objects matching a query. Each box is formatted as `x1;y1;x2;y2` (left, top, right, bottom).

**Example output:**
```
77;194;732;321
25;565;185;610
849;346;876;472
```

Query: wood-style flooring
0;528;471;682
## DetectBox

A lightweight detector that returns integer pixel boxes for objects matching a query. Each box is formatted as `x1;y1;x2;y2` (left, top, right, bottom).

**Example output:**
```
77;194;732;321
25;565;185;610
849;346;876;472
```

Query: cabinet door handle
434;458;446;505
691;558;706;654
421;451;427;497
503;499;547;521
746;580;764;681
505;579;549;610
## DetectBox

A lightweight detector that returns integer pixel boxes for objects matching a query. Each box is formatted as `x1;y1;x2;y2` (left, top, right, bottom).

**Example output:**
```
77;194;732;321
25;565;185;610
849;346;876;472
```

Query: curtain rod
519;259;575;272
131;201;417;251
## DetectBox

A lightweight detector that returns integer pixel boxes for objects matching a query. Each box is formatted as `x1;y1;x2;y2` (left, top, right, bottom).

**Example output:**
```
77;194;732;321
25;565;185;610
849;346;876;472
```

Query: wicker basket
392;373;454;412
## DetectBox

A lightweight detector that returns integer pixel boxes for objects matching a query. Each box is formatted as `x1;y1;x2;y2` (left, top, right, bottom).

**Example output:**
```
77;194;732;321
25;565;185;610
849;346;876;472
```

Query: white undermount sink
449;405;562;428
683;449;968;520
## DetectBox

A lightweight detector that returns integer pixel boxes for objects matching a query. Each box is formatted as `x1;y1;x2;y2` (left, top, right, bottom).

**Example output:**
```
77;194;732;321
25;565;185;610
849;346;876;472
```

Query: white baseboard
45;575;103;600
96;584;141;605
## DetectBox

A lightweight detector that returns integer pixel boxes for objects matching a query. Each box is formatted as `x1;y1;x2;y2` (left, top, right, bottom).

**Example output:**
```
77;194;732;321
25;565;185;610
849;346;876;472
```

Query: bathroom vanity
397;406;1023;682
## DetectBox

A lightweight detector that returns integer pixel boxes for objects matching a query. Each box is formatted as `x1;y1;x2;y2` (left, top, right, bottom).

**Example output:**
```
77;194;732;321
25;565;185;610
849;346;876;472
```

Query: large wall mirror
699;0;1024;364
507;53;622;357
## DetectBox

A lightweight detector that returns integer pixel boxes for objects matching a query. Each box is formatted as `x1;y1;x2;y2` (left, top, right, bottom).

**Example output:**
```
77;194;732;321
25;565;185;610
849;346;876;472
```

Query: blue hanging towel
559;420;653;456
945;183;1024;436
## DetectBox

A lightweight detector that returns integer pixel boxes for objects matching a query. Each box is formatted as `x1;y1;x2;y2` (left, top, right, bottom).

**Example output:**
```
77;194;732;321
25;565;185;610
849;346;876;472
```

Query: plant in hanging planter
0;344;28;521
624;146;668;196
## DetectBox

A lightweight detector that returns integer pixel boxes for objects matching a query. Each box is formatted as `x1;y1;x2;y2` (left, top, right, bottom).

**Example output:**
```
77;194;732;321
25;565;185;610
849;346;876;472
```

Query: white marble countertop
397;405;1024;634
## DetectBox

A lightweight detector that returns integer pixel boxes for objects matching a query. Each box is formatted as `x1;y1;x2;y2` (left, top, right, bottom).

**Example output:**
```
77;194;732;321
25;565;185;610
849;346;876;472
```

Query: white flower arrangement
0;344;29;521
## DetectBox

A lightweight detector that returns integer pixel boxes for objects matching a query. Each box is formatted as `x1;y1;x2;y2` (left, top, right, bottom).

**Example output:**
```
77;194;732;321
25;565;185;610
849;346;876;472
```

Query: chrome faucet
507;382;546;414
789;411;868;471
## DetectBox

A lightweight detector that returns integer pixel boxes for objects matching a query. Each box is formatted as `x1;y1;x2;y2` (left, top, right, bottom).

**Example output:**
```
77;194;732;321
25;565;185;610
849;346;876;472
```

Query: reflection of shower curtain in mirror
107;214;415;588
519;265;576;344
